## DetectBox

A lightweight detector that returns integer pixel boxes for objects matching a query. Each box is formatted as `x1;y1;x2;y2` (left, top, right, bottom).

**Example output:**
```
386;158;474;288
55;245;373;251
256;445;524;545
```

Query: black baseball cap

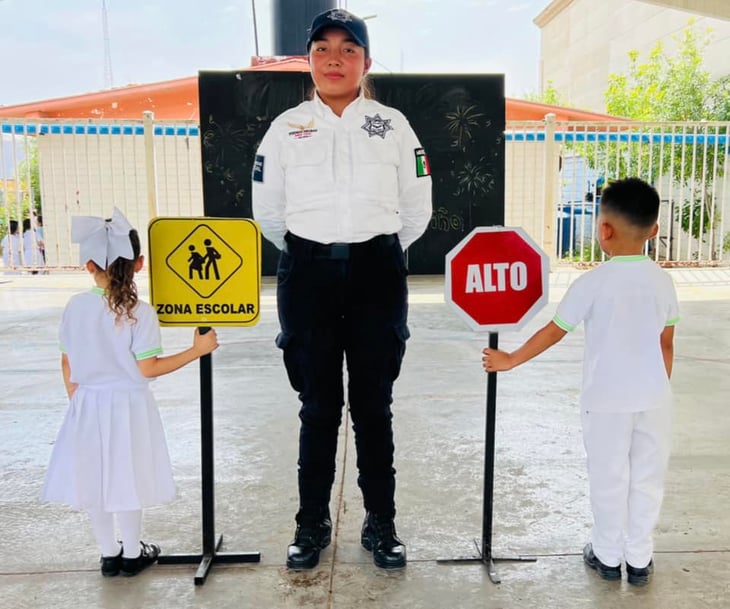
306;9;370;54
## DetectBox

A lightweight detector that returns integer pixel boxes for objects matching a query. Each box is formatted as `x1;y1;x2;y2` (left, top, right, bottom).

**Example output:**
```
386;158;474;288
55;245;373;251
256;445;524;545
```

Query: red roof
504;97;625;122
0;57;626;122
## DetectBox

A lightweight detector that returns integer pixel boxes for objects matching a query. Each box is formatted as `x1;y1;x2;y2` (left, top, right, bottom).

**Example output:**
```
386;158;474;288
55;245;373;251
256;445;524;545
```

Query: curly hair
96;228;141;323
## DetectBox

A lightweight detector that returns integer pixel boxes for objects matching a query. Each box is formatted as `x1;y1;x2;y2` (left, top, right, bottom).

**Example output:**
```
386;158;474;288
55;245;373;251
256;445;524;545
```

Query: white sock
87;510;121;557
118;510;143;558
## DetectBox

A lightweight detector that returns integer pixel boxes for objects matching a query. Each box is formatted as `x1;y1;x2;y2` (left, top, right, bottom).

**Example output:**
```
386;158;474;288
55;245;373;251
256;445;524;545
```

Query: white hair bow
71;207;135;269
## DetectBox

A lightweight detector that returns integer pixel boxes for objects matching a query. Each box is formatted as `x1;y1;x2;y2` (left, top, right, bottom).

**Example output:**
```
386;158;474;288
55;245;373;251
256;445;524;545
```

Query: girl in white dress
42;208;219;577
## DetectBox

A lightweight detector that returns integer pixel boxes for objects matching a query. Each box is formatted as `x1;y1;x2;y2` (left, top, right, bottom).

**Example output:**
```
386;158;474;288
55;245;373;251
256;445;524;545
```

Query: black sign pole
200;328;216;559
157;326;261;585
481;331;499;575
438;331;536;584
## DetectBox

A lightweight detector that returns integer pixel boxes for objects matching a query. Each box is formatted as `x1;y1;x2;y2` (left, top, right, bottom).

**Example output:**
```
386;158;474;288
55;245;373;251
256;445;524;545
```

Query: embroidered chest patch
361;114;393;139
287;117;317;139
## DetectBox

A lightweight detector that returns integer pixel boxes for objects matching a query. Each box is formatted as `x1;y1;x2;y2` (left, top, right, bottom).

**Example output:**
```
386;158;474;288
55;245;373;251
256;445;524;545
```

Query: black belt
284;232;397;260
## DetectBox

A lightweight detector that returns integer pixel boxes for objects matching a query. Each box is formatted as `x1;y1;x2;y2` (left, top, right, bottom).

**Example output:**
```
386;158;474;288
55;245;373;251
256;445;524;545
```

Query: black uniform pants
276;232;409;522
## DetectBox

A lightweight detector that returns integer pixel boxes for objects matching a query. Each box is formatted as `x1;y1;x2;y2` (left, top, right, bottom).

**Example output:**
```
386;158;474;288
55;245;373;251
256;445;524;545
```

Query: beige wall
535;0;730;113
642;0;730;20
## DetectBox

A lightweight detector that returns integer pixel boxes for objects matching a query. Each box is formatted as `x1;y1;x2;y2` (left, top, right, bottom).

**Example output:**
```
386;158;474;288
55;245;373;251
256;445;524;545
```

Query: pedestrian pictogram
148;218;261;327
166;225;242;298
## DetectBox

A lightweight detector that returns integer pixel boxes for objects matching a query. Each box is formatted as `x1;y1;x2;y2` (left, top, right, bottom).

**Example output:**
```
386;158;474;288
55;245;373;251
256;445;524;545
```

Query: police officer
252;8;432;570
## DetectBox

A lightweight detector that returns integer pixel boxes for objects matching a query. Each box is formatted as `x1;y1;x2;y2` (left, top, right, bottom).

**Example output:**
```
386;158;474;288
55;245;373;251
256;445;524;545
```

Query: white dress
23;230;39;267
42;287;176;512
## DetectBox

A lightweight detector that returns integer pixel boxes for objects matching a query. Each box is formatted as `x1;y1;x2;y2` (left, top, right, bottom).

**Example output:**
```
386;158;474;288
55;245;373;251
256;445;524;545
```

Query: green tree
587;23;727;255
523;80;572;107
707;74;730;121
605;27;714;121
17;140;41;214
1;140;40;226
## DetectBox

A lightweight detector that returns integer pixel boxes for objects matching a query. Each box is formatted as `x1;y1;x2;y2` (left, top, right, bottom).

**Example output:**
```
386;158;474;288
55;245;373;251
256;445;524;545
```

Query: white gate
3;115;729;271
506;115;730;265
1;115;202;270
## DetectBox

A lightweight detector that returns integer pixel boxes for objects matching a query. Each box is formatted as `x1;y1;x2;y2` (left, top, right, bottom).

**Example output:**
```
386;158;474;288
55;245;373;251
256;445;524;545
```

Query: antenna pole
102;0;114;88
251;0;260;57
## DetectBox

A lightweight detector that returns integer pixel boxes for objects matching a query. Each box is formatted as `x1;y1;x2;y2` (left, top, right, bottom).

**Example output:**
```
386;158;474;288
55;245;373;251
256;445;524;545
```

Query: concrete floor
1;268;729;609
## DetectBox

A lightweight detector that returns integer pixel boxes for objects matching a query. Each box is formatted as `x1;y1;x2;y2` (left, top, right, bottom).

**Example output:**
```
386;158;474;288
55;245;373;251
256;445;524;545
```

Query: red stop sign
445;227;550;331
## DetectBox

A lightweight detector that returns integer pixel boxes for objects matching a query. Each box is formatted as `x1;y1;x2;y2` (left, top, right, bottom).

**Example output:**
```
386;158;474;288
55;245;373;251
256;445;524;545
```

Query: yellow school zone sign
148;217;261;326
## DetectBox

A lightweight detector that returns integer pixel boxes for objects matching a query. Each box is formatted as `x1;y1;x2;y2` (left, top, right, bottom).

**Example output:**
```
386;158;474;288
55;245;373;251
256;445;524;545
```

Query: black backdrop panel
198;71;505;275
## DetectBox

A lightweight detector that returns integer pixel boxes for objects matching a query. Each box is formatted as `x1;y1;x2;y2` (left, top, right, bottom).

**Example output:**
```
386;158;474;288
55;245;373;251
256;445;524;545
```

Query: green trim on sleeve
59;345;67;353
136;347;163;360
553;315;575;332
666;316;680;326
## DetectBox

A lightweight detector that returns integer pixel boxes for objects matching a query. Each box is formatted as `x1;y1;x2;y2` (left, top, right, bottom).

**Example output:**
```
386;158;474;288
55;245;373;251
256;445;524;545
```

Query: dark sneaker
627;560;654;586
120;541;161;577
100;546;123;577
286;517;332;570
361;512;406;570
583;543;621;581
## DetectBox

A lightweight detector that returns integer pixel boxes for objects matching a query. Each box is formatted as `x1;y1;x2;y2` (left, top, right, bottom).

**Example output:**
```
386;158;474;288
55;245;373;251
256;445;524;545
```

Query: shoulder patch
253;155;265;183
415;148;431;178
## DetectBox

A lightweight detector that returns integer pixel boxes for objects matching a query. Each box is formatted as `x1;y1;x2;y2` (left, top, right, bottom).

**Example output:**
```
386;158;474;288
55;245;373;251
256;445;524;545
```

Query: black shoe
100;546;123;577
583;543;621;581
627;560;654;586
120;541;161;577
286;517;332;570
361;512;406;570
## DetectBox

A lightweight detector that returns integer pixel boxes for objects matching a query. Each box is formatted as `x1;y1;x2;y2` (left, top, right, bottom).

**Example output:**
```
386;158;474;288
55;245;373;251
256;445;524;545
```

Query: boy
483;177;678;586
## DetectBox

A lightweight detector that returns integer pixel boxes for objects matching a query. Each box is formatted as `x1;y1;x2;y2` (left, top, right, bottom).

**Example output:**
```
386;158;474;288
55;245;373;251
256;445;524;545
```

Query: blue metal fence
1;123;200;137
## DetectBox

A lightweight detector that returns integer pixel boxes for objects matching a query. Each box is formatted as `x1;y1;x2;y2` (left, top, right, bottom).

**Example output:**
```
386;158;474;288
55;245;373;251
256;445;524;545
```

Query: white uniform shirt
252;92;432;250
554;256;679;413
60;287;163;389
1;233;21;266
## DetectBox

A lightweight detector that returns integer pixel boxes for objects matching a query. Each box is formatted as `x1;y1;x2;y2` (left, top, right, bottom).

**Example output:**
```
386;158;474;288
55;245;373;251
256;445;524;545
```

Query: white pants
581;408;671;568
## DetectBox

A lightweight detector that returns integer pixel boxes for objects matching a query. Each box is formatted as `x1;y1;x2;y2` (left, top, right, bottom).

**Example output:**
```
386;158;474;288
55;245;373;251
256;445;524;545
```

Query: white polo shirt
252;92;432;250
554;256;679;413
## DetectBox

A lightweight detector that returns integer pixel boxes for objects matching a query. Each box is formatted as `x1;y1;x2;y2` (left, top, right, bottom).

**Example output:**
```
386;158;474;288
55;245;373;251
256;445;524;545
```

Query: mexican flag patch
415;148;431;178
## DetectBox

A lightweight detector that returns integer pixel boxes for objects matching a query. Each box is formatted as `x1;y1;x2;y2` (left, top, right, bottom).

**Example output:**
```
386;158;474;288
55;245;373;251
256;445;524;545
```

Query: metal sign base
437;540;537;584
436;333;536;584
158;535;260;585
157;333;261;585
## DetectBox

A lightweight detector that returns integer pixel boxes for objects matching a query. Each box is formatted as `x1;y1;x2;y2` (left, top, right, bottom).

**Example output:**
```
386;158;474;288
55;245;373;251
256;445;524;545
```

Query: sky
0;0;546;107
